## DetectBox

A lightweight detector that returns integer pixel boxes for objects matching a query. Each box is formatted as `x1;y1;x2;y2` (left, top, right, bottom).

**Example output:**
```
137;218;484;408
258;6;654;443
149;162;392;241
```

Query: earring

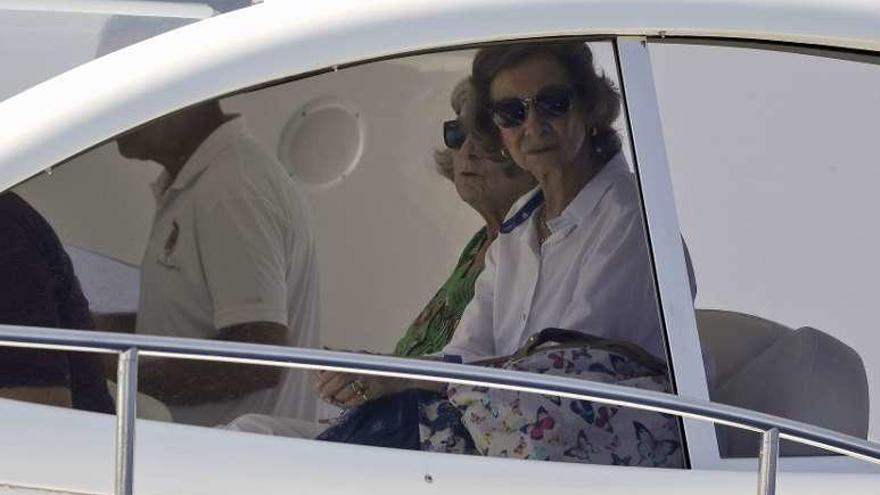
500;148;510;160
589;127;603;156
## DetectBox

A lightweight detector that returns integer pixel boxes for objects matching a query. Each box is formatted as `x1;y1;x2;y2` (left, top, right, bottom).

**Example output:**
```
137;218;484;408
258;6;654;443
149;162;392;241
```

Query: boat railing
1;324;879;495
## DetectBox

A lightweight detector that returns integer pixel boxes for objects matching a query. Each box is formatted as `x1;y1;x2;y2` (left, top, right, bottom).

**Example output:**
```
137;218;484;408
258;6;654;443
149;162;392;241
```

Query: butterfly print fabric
442;341;684;467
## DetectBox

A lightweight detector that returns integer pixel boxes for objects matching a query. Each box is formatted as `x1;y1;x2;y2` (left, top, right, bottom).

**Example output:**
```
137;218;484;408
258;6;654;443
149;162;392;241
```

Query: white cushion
696;310;868;457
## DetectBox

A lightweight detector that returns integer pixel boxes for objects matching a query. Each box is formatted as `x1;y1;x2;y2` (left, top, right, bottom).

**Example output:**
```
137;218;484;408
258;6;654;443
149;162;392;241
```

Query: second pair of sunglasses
490;85;574;128
443;119;467;149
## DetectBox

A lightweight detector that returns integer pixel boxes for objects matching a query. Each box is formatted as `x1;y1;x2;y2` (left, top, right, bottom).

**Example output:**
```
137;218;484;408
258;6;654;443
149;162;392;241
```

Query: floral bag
422;328;685;468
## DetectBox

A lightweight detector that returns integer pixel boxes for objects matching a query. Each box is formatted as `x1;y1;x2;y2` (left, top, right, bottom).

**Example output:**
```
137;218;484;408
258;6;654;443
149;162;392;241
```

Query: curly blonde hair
434;78;523;180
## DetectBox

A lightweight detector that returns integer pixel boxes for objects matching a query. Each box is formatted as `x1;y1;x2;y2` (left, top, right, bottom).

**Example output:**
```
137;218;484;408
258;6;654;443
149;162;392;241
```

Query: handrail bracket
757;427;780;495
115;347;139;495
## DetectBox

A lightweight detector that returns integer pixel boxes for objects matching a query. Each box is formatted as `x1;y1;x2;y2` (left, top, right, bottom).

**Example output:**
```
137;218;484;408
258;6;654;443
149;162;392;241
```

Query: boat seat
107;380;173;423
695;309;869;457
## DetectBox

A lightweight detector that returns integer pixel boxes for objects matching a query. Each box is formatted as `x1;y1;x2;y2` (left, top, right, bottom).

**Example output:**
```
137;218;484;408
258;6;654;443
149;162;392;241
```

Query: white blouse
443;153;666;363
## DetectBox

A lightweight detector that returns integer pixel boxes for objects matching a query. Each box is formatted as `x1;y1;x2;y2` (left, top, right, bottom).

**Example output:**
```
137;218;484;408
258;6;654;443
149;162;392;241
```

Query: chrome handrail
1;324;878;495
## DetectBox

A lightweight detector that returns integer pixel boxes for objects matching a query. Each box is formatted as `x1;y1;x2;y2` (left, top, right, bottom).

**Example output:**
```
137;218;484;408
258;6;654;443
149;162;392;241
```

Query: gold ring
351;379;370;402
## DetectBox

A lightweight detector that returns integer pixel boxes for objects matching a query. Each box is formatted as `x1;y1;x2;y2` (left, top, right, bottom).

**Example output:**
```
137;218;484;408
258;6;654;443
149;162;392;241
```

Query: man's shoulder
0;192;62;250
0;192;36;224
195;133;297;205
209;128;281;176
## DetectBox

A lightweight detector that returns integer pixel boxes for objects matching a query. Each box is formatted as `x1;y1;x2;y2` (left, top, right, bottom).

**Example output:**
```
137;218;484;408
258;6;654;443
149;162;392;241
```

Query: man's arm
93;312;138;333
0;193;75;406
138;190;293;406
136;321;286;406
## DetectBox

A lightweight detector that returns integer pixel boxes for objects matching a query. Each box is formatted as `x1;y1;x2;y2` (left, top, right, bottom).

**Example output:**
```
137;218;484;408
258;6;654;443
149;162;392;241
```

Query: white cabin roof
1;0;879;188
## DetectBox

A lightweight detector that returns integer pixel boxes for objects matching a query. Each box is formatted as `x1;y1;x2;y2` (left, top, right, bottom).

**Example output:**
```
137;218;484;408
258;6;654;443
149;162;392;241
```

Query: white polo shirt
444;153;666;363
136;117;320;426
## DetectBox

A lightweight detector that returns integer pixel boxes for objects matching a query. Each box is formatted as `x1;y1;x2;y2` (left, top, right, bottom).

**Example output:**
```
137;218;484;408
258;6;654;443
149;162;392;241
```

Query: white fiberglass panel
0;4;215;102
0;398;879;494
5;0;880;195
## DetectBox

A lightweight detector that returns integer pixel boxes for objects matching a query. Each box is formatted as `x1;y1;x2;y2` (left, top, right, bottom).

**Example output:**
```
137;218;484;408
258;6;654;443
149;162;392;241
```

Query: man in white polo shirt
115;100;320;426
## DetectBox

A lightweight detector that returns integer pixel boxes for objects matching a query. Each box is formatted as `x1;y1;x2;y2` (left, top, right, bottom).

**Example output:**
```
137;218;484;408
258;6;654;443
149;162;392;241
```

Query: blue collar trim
500;190;544;234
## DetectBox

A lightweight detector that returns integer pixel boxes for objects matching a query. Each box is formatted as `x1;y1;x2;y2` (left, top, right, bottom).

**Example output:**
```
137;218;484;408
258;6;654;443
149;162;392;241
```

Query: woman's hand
314;371;408;408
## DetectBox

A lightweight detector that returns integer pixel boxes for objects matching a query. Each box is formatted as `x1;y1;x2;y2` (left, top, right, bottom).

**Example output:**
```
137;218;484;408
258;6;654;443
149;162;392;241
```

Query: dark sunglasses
443;119;467;149
490;85;574;128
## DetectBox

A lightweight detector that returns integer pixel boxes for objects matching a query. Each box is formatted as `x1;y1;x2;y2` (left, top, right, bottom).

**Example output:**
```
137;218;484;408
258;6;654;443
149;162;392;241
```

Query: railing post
115;348;138;495
757;428;780;495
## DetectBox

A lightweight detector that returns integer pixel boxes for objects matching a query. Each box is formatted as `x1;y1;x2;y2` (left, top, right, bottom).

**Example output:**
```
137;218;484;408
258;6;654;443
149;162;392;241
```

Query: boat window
2;40;683;467
651;42;880;457
0;1;249;102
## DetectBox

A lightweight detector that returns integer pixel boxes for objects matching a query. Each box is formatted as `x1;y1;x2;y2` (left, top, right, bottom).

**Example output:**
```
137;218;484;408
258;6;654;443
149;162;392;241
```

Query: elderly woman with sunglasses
441;42;667;364
311;45;691;463
316;43;670;410
391;79;537;359
314;78;536;407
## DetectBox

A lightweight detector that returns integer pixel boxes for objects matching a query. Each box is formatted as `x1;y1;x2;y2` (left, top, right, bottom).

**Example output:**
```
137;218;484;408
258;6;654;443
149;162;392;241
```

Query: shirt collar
546;151;629;233
150;117;243;201
500;187;543;234
501;152;630;236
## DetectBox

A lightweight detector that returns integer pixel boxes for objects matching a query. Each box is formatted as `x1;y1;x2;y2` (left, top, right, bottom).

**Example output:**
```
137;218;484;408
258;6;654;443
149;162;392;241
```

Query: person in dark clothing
0;191;114;414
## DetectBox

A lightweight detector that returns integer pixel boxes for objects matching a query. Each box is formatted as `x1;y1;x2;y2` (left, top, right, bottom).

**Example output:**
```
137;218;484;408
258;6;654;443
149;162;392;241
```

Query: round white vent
277;98;364;188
